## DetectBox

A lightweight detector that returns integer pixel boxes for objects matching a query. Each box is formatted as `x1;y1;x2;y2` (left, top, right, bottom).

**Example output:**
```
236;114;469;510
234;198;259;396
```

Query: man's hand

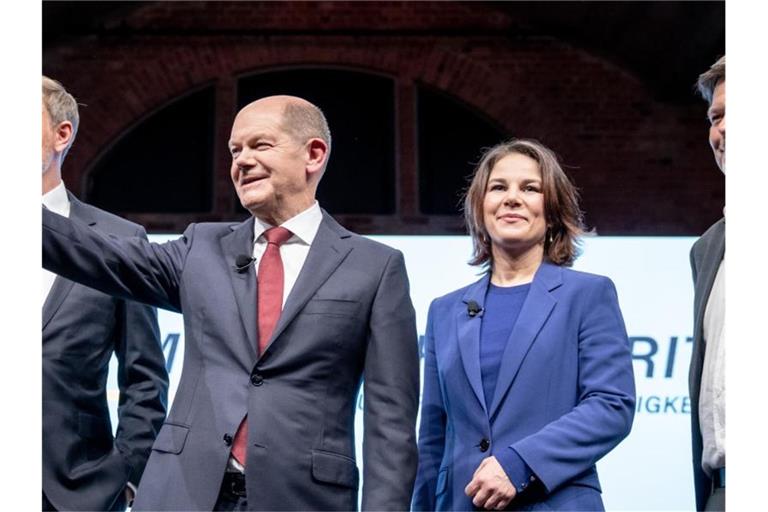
464;456;517;510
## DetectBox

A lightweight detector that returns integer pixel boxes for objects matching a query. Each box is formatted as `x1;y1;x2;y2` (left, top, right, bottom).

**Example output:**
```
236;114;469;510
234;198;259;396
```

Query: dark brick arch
79;81;217;192
44;0;723;234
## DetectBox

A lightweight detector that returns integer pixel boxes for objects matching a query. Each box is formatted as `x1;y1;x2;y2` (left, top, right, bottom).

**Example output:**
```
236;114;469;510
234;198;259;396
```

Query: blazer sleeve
43;207;190;312
512;277;636;493
411;300;446;511
361;250;420;511
113;225;169;487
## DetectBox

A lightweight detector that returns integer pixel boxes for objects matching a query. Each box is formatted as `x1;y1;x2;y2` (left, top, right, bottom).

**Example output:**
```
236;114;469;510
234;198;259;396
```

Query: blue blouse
480;282;531;409
480;282;535;492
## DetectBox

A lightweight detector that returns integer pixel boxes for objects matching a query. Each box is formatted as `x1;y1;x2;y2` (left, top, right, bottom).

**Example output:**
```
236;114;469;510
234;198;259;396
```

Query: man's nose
234;149;254;170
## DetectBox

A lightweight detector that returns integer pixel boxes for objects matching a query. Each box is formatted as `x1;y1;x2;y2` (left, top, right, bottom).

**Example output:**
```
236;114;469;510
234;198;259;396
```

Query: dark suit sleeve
43;207;190;312
412;300;445;511
362;250;420;511
512;277;636;493
113;225;169;487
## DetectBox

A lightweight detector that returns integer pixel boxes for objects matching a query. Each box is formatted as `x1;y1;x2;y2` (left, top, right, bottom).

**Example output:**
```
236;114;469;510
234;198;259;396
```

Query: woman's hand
464;456;517;510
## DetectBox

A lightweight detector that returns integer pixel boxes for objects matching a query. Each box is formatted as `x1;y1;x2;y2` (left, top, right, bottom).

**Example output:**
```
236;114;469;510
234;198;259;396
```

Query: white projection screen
107;235;697;510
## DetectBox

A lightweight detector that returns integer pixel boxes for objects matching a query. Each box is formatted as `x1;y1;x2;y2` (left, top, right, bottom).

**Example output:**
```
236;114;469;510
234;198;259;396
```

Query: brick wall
43;1;724;235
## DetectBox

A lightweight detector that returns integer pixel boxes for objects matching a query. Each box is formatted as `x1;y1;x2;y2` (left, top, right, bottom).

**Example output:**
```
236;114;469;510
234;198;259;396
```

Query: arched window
82;70;507;226
238;68;396;215
86;86;215;213
417;85;507;215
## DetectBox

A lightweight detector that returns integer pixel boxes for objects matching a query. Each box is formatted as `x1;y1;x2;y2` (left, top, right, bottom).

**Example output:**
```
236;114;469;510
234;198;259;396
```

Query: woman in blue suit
412;139;635;511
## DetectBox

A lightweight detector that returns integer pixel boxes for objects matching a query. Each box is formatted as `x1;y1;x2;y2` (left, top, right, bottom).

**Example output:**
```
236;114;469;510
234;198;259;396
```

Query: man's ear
53;121;74;154
305;138;329;179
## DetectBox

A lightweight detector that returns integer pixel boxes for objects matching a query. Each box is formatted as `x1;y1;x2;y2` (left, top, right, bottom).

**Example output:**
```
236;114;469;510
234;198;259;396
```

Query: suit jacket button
479;438;490;452
223;433;233;446
250;373;264;386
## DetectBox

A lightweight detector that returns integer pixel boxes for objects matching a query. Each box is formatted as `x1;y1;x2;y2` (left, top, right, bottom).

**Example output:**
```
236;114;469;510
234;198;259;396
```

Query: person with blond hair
41;76;168;511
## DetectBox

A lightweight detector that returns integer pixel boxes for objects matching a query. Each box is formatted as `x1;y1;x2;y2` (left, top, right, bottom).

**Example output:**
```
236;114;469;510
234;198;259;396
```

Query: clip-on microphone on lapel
234;254;256;273
467;300;483;318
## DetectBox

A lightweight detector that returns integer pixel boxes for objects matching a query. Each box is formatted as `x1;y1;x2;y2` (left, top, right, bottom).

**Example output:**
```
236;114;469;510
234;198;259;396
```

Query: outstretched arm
43;207;190;312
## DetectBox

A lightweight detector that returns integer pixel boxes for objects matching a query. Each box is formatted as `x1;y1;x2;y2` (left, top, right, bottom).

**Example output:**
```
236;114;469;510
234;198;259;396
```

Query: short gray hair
42;75;80;159
281;101;332;155
696;56;725;105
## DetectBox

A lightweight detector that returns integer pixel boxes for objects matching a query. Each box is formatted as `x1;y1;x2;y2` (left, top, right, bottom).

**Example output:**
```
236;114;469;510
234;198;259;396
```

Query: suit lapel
456;275;491;415
220;217;259;363
488;262;561;419
43;194;97;330
260;212;352;359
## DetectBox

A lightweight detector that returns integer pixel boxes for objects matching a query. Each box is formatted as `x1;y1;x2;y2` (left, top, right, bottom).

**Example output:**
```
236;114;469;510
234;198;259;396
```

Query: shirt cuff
126;481;137;507
496;447;537;494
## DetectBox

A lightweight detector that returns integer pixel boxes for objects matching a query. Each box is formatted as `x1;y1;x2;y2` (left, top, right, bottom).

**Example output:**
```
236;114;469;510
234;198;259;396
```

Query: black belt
713;467;725;488
221;471;247;498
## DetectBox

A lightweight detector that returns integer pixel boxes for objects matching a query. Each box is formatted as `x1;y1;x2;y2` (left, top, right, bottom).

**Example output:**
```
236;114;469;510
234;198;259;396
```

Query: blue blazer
412;262;635;511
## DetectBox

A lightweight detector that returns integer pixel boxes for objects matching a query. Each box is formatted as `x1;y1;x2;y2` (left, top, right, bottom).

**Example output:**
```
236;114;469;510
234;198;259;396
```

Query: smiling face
482;152;547;260
228;98;316;225
707;80;725;173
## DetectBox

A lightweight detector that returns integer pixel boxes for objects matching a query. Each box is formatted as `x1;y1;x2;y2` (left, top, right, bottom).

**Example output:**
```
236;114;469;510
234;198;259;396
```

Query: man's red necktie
231;226;293;466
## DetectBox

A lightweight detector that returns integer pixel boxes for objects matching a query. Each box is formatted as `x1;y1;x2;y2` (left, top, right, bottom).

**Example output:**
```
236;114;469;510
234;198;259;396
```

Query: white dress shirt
700;258;725;475
227;201;323;473
251;201;323;306
42;181;70;304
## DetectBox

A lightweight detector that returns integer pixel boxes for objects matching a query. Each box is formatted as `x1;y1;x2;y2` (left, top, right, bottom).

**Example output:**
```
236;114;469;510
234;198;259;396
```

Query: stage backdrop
107;235;697;511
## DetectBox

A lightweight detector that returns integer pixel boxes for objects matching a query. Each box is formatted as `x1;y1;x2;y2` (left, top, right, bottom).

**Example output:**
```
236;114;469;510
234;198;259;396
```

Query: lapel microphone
467;300;483;318
234;254;256;273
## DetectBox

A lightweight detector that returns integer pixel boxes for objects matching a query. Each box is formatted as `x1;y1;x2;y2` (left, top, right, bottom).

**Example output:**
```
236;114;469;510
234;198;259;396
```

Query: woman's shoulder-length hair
463;138;585;268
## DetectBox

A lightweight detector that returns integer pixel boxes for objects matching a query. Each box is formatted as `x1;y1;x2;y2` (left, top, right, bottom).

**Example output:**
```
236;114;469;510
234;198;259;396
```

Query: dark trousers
214;473;249;511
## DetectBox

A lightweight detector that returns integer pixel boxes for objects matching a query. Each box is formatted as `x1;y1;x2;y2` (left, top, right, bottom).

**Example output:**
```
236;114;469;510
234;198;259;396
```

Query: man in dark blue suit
42;95;419;510
689;56;726;512
42;76;168;511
